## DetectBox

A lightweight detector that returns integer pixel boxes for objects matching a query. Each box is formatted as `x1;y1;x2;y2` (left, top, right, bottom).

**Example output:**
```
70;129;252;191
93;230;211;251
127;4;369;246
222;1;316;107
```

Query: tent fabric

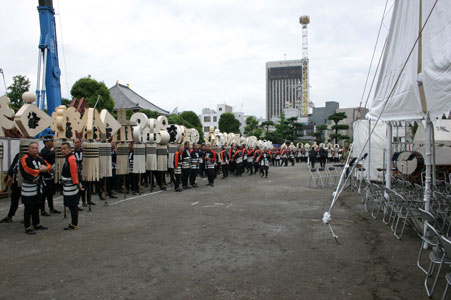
352;120;387;181
413;119;451;146
367;0;451;122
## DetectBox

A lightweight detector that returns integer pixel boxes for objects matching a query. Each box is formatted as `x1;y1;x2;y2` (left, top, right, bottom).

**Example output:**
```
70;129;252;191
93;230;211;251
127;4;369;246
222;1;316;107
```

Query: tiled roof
110;83;169;115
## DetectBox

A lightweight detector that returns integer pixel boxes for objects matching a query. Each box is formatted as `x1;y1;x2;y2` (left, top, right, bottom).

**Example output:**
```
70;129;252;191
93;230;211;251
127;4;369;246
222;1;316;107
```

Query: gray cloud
1;0;391;118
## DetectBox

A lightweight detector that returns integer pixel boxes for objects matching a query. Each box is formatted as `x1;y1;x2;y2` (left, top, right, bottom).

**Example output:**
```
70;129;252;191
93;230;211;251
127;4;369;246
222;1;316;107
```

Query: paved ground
0;164;437;299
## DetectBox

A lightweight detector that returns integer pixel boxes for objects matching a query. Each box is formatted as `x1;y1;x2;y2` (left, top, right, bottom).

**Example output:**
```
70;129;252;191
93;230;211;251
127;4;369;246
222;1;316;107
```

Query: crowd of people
0;137;344;235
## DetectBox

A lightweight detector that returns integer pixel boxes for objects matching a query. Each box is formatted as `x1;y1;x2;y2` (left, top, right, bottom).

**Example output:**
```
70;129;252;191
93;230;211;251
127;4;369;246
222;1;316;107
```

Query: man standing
181;141;191;189
204;145;216;186
74;138;89;207
173;145;183;192
20;142;51;235
232;145;243;177
40;137;60;215
246;147;255;175
219;146;229;179
258;148;271;178
253;146;261;175
61;142;84;230
190;143;201;188
0;153;21;223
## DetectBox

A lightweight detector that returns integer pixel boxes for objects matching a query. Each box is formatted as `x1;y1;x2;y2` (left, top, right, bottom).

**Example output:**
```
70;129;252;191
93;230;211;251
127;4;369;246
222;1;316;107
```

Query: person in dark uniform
173;145;183;192
309;148;317;168
61;142;84;230
40;137;60;215
258;148;271;178
204;144;217;186
181;141;191;189
253;146;261;175
0;153;21;223
190;143;201;188
127;142;138;194
219;146;229;179
20;142;51;235
232;146;243;177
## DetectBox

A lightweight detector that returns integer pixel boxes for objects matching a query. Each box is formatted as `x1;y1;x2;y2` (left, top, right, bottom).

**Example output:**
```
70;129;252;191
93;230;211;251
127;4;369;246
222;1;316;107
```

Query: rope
357;0;389;115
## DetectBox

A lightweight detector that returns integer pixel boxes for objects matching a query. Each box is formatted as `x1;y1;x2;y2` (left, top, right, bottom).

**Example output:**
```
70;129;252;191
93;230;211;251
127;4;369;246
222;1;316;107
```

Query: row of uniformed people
0;140;82;234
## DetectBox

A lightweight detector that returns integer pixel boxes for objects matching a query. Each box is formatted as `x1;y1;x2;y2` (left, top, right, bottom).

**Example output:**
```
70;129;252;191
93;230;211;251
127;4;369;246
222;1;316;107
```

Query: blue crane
35;0;62;116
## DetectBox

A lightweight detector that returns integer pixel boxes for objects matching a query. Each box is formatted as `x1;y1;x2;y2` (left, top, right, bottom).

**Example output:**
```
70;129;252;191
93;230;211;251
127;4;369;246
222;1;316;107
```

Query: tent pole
431;121;436;187
367;119;371;182
424;115;432;213
385;123;392;196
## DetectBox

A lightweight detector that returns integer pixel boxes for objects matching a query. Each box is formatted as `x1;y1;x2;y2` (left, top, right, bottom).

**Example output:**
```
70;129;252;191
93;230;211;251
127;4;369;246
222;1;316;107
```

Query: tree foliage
244;116;261;137
7;75;31;111
261;120;274;133
168;113;204;143
314;124;328;142
218;113;240;134
71;76;114;112
126;109;159;120
328;112;348;144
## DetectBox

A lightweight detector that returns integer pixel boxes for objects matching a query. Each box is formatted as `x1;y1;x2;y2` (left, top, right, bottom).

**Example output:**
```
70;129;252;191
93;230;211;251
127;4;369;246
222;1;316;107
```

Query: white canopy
413;119;451;146
352;120;387;181
367;0;451;122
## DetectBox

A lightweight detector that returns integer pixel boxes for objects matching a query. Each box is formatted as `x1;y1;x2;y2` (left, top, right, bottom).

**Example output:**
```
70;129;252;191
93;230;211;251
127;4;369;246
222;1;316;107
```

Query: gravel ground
0;164;437;300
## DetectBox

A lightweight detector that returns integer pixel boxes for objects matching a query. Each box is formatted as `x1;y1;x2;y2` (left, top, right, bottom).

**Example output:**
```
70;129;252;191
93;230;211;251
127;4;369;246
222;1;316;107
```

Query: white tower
299;15;310;116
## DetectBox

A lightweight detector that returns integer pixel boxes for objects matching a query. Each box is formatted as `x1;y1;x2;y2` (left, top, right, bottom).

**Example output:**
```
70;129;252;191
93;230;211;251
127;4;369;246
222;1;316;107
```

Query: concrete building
308;101;339;126
266;60;303;121
199;104;233;134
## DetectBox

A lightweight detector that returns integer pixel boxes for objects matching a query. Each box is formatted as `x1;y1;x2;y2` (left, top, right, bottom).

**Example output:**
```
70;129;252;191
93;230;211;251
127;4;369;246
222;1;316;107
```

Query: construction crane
35;0;62;116
299;15;310;117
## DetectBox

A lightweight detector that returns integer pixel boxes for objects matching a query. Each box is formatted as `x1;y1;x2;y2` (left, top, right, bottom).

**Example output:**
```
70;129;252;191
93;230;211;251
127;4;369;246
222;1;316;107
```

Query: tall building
266;60;303;121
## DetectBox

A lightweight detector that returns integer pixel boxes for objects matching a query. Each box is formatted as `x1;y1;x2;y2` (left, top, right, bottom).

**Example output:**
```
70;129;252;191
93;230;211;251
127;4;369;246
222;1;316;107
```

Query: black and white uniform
181;149;191;188
40;146;56;212
20;154;50;229
61;153;80;226
204;150;217;185
190;149;201;186
258;152;271;178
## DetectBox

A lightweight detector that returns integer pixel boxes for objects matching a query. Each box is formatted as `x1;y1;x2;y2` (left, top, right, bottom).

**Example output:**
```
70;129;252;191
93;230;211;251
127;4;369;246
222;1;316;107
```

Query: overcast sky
1;0;391;118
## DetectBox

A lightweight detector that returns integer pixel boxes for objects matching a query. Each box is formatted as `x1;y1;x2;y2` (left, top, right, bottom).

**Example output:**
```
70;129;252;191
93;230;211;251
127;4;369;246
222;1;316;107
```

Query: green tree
6;75;31;111
286;117;304;141
244;116;259;135
275;113;291;142
61;97;72;107
70;76;114;112
126;109;159;120
218;113;240;134
264;130;283;144
313;124;328;142
180;111;202;128
328;112;349;144
261;120;274;133
179;111;204;143
168;113;204;144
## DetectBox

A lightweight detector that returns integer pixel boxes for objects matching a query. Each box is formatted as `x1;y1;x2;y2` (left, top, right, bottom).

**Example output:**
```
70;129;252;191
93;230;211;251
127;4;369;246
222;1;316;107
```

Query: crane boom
36;0;62;116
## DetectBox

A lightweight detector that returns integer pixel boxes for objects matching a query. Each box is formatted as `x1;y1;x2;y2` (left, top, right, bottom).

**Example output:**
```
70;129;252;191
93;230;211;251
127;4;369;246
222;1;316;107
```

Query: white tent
352;120;387;181
367;0;451;122
413;119;451;146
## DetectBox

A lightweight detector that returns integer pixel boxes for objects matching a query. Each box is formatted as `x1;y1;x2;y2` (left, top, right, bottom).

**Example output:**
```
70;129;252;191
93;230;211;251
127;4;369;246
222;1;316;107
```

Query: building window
204;116;211;122
219;108;222;111
204;126;209;132
213;116;217;122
